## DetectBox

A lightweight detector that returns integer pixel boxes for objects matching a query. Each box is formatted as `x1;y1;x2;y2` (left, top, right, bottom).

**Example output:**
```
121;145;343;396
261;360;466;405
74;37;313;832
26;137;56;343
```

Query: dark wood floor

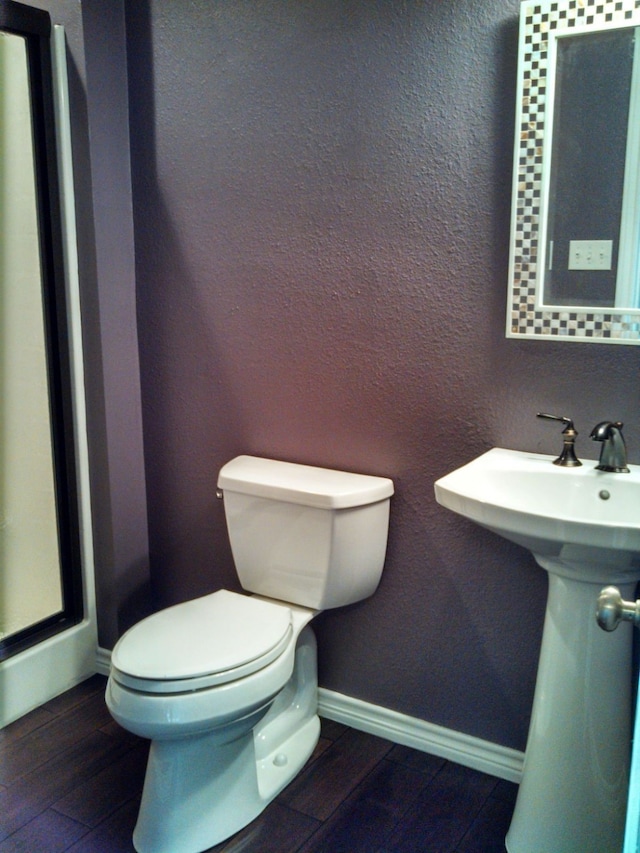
0;675;516;852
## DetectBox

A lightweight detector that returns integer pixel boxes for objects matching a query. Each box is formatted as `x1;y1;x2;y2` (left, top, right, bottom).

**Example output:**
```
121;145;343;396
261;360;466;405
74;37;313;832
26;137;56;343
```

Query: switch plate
568;239;613;270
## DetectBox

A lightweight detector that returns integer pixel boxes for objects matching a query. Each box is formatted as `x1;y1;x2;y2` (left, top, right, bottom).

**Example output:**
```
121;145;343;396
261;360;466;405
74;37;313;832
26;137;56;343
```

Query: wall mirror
507;0;640;344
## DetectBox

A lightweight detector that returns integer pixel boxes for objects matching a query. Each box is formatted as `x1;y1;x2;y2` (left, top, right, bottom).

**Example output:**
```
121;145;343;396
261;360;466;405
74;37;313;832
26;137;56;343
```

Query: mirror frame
0;0;83;657
507;0;640;345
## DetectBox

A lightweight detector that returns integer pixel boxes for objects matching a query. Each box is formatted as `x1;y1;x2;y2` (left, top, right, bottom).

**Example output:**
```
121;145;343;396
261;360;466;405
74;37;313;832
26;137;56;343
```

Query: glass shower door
0;27;65;649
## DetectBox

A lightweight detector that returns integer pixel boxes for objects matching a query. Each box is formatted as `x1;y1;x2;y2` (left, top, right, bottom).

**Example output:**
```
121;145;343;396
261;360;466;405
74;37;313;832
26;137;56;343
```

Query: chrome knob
596;586;640;632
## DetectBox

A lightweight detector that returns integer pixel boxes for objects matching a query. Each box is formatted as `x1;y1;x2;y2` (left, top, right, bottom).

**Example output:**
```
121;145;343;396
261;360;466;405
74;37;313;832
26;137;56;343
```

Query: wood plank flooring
0;675;516;852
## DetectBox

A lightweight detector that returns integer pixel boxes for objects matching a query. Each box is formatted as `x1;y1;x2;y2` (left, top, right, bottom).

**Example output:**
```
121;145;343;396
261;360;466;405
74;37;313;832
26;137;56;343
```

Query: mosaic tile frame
507;0;640;344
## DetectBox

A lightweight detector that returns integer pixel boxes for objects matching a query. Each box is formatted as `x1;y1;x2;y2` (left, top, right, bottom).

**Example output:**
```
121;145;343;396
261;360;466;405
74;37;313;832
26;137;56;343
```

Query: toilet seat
111;590;293;694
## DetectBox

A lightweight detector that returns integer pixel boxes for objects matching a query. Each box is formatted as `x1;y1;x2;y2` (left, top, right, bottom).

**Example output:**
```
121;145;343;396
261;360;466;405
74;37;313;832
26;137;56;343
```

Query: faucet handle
537;412;576;431
536;412;582;467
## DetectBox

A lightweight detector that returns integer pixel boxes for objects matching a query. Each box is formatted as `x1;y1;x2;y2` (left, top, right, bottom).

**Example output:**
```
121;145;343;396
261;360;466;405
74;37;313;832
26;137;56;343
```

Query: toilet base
132;626;320;853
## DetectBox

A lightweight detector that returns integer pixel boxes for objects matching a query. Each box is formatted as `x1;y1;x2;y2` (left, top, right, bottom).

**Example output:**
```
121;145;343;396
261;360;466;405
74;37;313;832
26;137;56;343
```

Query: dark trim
0;613;77;662
0;0;50;36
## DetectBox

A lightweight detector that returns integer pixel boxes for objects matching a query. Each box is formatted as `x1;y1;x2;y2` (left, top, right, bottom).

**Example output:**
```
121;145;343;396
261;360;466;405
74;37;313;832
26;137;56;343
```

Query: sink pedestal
434;448;640;853
506;567;633;853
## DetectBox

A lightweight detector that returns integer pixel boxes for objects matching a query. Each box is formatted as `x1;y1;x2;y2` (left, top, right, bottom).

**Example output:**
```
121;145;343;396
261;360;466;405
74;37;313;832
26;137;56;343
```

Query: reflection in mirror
507;0;640;343
545;30;637;308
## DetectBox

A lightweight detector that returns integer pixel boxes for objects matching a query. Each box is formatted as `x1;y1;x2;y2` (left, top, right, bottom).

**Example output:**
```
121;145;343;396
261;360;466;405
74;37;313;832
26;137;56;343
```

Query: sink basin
435;447;640;853
434;447;640;579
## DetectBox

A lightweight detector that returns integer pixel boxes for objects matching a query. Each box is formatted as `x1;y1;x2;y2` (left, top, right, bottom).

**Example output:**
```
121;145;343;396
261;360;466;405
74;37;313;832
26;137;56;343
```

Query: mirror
507;0;640;344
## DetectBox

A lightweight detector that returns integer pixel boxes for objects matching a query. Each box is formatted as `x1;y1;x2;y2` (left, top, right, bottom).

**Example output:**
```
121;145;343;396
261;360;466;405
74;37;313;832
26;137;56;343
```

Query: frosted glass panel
0;31;63;639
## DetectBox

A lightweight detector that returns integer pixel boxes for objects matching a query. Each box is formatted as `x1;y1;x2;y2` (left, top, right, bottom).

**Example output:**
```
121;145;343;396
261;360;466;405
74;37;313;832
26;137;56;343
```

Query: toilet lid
111;590;292;689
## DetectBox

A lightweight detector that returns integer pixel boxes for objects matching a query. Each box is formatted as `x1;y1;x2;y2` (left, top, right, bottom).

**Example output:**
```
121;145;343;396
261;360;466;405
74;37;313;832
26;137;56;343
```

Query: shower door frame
0;6;97;726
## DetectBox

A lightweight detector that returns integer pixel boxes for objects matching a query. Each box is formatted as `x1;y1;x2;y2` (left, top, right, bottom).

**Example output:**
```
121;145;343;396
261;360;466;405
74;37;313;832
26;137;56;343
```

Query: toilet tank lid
218;456;394;509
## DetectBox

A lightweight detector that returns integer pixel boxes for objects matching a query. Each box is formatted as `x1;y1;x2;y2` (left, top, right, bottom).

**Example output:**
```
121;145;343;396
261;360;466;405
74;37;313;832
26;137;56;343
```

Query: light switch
568;240;613;270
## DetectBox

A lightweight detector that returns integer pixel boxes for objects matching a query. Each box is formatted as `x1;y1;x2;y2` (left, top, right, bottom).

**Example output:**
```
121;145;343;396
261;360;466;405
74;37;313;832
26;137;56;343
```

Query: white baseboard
96;646;111;676
318;688;523;784
96;647;523;784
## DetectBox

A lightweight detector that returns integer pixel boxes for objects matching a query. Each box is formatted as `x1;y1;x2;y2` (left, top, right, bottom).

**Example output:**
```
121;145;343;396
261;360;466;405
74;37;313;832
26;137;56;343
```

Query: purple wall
124;0;640;752
81;1;151;643
31;0;640;753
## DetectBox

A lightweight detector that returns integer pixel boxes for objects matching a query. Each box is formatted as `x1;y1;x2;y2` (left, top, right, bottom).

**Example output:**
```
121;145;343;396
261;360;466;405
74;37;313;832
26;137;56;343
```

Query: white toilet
106;455;393;853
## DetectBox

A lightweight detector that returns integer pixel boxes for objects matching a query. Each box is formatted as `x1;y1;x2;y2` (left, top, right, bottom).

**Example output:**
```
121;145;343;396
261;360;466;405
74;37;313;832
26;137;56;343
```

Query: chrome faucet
589;421;630;473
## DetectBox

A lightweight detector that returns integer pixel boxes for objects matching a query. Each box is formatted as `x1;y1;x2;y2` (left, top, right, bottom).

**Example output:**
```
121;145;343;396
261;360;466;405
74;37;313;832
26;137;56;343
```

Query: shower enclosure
0;16;68;647
0;1;96;726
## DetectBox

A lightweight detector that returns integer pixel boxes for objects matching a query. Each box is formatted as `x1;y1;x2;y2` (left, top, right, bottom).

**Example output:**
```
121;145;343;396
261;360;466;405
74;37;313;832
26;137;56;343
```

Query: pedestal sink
434;448;640;853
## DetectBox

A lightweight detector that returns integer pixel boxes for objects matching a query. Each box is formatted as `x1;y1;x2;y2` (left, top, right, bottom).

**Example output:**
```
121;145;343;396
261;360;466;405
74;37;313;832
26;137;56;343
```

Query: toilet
106;455;393;853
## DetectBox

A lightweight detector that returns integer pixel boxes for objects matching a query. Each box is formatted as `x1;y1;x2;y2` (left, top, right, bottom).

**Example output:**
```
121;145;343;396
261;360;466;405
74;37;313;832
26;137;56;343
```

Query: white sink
434;447;640;579
435;447;640;853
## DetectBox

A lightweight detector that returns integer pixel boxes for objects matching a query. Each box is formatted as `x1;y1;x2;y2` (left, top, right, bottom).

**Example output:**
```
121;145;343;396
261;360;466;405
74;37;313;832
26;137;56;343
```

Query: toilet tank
217;456;394;610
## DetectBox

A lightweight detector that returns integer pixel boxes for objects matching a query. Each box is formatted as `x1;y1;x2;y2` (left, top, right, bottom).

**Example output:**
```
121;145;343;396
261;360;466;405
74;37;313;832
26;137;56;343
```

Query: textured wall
126;0;640;751
81;0;151;644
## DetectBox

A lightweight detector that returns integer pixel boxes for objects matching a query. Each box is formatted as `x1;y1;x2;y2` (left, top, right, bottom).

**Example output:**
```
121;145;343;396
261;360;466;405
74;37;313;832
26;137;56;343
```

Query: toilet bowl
108;593;319;853
106;456;393;853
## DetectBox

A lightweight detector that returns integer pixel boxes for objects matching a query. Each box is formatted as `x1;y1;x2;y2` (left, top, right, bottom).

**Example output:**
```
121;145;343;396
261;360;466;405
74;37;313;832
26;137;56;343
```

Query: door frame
0;23;97;727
